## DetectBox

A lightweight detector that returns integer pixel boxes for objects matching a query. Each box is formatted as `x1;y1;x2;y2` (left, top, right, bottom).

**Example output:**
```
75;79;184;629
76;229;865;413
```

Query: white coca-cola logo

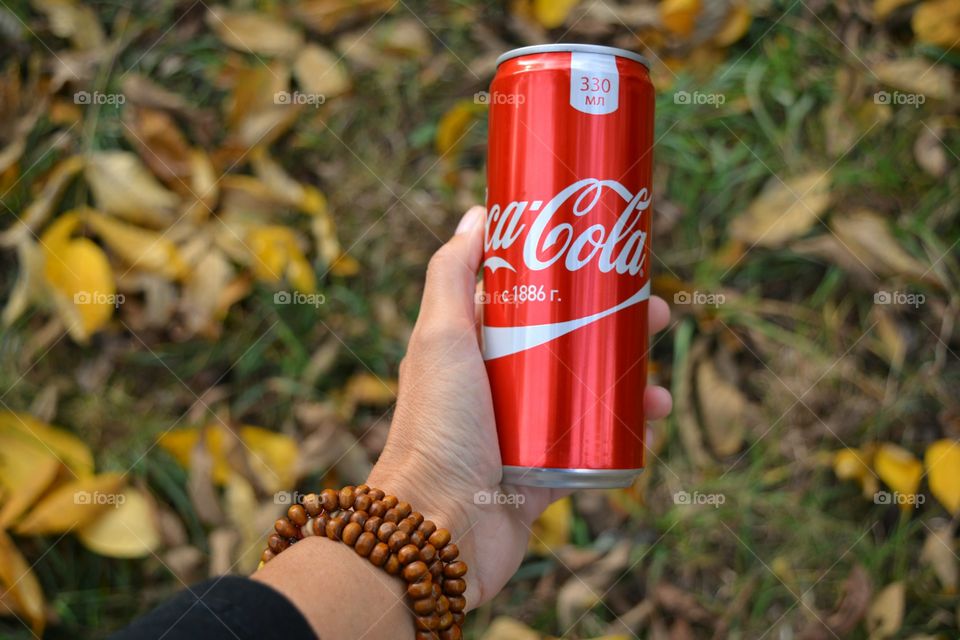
483;178;651;276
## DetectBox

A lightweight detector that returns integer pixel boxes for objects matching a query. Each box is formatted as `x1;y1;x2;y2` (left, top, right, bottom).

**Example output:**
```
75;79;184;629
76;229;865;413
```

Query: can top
496;43;650;69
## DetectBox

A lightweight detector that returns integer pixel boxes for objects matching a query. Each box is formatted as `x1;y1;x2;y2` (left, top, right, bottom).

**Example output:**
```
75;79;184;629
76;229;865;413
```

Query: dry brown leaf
866;581;904;640
206;6;304;58
914;122;948;178
180;249;243;336
31;0;105;50
16;473;125;535
122;106;193;184
0;530;45;634
873;58;954;101
730;171;831;247
695;357;747;457
920;523;958;592
293;44;351;98
556;540;631;629
1;238;45;327
831;209;935;283
81;209;188;279
85;151;180;227
912;0;960;50
292;0;394;33
76;487;161;558
225;474;261;572
377;19;431;58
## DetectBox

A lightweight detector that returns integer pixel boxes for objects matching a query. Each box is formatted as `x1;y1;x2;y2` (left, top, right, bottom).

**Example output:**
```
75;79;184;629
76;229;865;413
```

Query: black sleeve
109;575;317;640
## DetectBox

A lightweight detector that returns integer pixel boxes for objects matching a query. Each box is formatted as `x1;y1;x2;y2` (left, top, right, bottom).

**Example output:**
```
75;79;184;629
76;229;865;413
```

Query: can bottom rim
501;465;643;489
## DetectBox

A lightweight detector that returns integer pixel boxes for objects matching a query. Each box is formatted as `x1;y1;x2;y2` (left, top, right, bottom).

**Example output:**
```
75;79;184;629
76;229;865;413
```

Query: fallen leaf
293;44;351;99
85;151;180;227
873;0;914;20
660;0;702;36
713;5;751;46
920;522;958;592
802;564;872;638
925;439;960;515
831;209;935;283
206;6;304;57
246;225;317;293
1;238;45;327
76;487;161;558
730;171;831;247
533;0;580;28
122;106;194;184
80;208;187;279
556;540;631;628
0;530;45;634
528;497;572;555
0;411;94;477
0;155;84;247
914;122;948;178
695;357;746;456
866;581;904;640
479;617;541;640
31;0;104;50
912;0;960;50
0;429;60;527
435;99;481;157
16;473;125;535
873;58;954;101
874;443;922;510
833;447;879;499
377;19;430;58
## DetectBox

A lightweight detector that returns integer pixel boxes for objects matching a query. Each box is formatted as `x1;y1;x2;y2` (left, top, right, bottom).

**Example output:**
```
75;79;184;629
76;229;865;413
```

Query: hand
368;205;673;609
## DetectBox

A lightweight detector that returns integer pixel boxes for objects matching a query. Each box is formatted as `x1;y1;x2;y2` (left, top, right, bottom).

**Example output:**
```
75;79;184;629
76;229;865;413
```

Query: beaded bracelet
259;484;467;640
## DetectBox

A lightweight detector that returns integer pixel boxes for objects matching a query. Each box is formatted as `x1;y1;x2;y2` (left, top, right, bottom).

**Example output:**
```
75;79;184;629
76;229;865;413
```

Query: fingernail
455;206;483;235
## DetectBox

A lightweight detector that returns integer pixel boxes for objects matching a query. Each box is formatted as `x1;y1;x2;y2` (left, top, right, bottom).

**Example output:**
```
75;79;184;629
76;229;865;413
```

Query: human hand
368;205;672;610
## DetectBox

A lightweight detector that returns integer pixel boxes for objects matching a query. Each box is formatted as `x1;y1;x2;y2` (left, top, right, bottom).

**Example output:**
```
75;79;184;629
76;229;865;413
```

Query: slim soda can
481;44;655;488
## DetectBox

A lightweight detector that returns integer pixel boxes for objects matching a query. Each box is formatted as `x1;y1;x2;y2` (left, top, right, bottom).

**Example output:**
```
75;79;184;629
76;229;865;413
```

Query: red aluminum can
481;44;654;488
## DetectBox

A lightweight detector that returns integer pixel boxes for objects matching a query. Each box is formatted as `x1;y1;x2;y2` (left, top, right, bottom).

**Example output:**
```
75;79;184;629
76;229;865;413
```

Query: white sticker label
569;52;619;115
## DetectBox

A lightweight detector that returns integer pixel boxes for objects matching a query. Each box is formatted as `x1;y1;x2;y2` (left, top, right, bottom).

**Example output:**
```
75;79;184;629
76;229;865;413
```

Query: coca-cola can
482;44;654;488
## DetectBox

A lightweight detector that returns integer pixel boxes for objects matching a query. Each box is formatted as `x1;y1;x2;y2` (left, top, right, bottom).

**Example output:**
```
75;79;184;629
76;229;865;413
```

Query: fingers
418;206;486;331
649;295;669;334
645;384;672;419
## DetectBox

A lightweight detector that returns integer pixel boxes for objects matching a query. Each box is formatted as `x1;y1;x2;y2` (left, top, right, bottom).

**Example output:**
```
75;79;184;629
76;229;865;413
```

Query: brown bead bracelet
258;484;467;640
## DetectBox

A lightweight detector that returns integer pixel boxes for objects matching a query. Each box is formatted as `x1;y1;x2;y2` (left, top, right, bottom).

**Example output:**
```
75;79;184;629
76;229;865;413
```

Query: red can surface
482;44;654;488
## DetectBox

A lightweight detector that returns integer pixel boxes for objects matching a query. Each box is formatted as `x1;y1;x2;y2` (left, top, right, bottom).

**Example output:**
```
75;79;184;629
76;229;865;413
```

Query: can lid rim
495;43;651;69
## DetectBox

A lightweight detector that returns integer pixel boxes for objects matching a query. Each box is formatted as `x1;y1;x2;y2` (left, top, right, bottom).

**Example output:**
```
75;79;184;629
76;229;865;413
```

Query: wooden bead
377;521;398;542
369;501;387;517
415;613;439;631
342;522;362;546
398;517;417;535
320;489;339;512
436;595;449;614
367;488;385;501
442;579;466;596
275;518;298;539
410;531;425;547
355;483;370;494
363;516;383;533
398;544;420;565
415;632;436;640
267;533;286;552
429;560;443;580
355;532;376;557
403;560;429;582
395;501;413;519
382;495;399;509
409;512;424;528
349;510;368;527
302;493;321;516
419;544;437;564
384;554;401;575
438;543;459;562
418;520;437;538
443;561;467;578
447;595;466;612
411;596;436;615
325;516;345;540
287;504;307;526
261;548;275;563
440;625;462;640
384;508;401;523
432;582;442;598
452;612;465;627
429;529;451;549
314;514;329;537
388;530;410;551
354;494;373;512
339;486;356;510
437;611;453;631
369;542;390;566
407;578;433;599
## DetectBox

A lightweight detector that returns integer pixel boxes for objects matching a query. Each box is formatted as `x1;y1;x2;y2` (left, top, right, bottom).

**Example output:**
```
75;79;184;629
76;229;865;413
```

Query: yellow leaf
294;44;351;98
345;373;398;406
435;100;480;157
730;171;832;247
832;209;939;283
480;616;542;640
76;487;161;558
81;209;187;279
913;0;960;50
832;447;878;499
713;5;751;46
533;0;579;28
0;155;84;248
661;0;701;36
246;225;316;292
206;6;305;58
874;443;922;510
0;530;45;634
159;427;230;485
0;430;60;527
874;0;914;20
925;439;960;515
85;151;180;227
0;411;94;477
528;497;571;555
867;581;905;639
16;473;125;535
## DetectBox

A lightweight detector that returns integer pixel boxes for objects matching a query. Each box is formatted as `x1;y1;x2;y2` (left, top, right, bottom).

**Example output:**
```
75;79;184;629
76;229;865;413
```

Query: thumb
418;206;486;329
